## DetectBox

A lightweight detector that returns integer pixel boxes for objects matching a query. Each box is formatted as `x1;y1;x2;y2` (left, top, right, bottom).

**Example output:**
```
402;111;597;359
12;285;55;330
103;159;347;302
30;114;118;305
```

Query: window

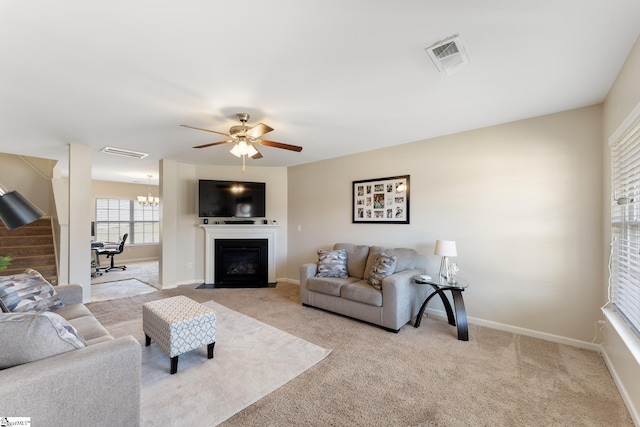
95;198;159;244
610;107;640;338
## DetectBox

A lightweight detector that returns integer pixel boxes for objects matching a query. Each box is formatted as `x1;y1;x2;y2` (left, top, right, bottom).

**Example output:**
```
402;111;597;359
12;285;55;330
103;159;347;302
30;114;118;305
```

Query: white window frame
607;101;640;362
94;198;160;245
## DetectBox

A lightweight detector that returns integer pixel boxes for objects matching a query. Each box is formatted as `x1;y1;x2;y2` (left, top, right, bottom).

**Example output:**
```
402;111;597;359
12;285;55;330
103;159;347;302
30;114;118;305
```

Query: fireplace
200;224;278;286
214;239;268;287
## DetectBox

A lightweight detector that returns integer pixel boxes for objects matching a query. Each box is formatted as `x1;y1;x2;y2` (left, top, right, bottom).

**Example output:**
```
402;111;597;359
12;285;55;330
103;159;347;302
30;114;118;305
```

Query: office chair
95;233;128;272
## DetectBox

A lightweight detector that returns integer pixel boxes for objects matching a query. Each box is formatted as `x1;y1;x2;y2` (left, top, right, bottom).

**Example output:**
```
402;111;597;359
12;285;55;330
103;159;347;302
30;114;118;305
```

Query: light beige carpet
88;283;634;426
106;300;332;427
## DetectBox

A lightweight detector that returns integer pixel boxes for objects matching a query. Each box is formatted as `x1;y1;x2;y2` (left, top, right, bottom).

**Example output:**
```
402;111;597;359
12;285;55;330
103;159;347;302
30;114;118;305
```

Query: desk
91;241;104;277
413;274;469;341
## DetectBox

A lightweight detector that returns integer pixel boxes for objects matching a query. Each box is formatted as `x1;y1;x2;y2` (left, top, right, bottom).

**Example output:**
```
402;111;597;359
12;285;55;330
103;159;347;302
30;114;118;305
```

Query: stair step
0;245;55;256
0;237;55;247
8;255;56;268
0;227;52;237
0;217;57;285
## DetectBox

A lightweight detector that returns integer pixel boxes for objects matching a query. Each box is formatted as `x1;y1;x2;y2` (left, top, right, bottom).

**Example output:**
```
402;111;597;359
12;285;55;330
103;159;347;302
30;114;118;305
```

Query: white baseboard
600;345;640;426
423;307;599;351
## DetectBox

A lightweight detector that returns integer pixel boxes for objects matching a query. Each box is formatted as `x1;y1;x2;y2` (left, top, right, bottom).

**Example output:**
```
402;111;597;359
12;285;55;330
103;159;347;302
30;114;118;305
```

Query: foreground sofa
0;274;141;427
300;243;429;332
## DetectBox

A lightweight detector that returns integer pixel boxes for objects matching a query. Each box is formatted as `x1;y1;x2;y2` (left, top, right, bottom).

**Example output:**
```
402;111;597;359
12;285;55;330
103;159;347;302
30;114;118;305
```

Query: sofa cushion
383;248;417;272
53;303;94;321
0;311;86;369
340;280;383;307
316;249;349;278
307;276;359;296
334;243;370;279
67;315;113;345
0;269;63;313
367;253;397;290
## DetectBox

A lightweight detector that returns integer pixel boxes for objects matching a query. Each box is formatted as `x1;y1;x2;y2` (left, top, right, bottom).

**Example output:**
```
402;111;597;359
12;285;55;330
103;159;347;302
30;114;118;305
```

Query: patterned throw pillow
316;249;349;278
0;269;63;313
367;253;397;290
0;311;86;369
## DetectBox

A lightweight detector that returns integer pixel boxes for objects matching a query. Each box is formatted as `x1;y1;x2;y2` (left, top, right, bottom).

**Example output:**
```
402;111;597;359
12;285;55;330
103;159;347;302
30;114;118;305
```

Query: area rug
106;300;332;426
91;278;157;302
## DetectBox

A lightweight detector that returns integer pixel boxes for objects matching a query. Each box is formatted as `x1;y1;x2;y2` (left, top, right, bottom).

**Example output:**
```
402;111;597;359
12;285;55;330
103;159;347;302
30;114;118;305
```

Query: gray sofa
0;284;141;427
300;243;429;332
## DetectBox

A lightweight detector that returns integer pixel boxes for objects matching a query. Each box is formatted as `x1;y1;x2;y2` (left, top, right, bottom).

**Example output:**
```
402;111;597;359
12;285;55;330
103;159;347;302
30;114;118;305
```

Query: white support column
67;144;92;302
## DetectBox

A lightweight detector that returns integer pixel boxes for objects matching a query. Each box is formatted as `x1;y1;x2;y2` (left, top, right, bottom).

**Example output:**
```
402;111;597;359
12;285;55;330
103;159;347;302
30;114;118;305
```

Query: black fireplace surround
208;238;269;288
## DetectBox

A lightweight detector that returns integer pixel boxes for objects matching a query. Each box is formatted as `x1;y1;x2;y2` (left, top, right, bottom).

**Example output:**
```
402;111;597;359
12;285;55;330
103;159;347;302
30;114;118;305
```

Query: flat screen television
198;180;266;218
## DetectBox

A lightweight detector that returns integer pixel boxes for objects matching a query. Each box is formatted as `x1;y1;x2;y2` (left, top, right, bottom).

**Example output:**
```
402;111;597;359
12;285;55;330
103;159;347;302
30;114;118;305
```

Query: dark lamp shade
0;190;45;230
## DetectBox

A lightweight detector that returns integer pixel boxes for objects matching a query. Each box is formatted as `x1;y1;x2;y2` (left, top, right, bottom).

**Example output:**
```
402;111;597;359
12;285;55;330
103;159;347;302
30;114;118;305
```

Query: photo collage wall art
352;175;409;224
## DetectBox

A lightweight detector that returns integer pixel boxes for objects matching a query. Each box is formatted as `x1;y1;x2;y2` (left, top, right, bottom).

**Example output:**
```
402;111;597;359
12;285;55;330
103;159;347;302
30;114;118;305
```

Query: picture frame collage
352;175;410;224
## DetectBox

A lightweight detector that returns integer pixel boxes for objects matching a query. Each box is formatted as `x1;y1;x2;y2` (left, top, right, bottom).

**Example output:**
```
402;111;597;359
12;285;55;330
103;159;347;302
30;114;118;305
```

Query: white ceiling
1;1;640;185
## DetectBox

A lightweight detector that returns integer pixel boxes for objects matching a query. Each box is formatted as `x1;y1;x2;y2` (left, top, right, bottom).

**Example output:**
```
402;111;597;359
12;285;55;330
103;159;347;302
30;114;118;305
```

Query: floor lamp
0;184;45;230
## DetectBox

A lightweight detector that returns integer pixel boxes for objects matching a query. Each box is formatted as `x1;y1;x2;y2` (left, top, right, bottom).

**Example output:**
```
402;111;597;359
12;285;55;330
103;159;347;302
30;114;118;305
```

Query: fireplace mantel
200;224;278;284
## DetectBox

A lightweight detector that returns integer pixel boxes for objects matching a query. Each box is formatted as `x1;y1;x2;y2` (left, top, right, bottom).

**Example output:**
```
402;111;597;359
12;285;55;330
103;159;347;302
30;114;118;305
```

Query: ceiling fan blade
180;124;230;137
246;123;274;138
192;140;230;149
251;150;263;159
259;139;303;152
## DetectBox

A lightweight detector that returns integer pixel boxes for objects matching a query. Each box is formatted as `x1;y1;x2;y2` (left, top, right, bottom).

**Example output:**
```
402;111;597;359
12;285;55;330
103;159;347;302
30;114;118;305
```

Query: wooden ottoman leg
171;356;179;374
208;342;215;359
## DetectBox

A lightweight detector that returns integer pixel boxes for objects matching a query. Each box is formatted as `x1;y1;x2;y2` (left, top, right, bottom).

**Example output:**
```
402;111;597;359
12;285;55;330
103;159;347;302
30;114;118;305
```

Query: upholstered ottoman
142;296;217;374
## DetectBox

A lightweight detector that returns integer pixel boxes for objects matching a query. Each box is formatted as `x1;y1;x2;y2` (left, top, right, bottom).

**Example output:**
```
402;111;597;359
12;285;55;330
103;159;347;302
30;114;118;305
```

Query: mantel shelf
199;224;279;229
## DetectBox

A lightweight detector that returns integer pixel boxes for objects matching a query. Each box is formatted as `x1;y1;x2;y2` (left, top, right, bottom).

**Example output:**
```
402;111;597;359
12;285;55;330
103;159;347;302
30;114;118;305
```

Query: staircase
0;217;58;284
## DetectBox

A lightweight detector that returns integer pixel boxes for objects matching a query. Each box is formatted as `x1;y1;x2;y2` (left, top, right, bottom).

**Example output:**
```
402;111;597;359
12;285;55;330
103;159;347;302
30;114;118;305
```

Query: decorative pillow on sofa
0;311;86;369
367;253;397;290
316;249;349;278
0;269;63;313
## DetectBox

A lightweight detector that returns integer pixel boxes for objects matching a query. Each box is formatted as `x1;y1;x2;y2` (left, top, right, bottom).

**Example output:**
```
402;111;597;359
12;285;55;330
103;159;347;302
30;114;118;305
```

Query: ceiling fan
181;113;302;172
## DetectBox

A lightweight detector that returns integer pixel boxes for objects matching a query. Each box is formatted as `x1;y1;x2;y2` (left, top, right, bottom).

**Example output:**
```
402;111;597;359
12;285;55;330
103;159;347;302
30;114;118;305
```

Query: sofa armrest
381;268;425;330
299;263;318;304
55;284;83;306
1;335;141;427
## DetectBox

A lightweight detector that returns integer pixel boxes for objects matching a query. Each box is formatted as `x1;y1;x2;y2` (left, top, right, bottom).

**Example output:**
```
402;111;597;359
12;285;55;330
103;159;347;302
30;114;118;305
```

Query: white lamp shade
434;240;457;257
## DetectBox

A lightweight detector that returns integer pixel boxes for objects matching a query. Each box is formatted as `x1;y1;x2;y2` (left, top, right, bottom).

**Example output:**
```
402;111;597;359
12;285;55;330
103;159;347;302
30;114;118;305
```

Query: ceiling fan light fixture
230;140;258;158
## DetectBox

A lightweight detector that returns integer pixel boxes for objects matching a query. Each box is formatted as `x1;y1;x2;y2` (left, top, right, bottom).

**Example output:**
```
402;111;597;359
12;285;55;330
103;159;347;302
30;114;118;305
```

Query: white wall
288;104;604;344
602;35;640;424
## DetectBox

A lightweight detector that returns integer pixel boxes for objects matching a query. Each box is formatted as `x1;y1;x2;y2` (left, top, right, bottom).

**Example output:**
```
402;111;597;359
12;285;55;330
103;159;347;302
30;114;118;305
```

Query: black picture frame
352;175;410;224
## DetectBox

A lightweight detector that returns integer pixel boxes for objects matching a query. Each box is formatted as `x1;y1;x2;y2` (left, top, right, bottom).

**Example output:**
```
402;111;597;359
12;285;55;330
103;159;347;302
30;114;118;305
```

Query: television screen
198;180;266;218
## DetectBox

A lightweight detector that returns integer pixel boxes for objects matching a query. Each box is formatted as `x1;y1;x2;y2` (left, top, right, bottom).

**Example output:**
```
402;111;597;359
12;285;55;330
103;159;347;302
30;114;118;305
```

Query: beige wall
92;179;160;262
601;35;640;424
288;104;604;345
0;153;55;215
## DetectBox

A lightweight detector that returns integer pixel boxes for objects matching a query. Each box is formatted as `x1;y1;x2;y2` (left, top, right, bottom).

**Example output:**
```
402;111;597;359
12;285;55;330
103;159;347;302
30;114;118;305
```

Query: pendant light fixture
137;175;159;207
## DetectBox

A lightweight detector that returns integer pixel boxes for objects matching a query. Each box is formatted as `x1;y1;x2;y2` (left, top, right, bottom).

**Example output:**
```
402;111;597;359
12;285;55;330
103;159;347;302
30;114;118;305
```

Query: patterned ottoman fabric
143;296;216;372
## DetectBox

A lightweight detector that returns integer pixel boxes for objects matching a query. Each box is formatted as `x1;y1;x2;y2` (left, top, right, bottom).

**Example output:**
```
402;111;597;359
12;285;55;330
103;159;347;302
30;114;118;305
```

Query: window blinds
610;112;640;337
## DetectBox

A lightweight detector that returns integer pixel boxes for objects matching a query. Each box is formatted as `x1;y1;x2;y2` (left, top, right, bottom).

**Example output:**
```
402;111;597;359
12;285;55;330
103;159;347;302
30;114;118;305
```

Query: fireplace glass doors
213;239;268;287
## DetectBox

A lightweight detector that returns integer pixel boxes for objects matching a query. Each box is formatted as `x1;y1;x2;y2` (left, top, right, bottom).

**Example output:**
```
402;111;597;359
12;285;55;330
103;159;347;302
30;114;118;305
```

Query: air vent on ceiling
100;146;149;159
425;34;469;75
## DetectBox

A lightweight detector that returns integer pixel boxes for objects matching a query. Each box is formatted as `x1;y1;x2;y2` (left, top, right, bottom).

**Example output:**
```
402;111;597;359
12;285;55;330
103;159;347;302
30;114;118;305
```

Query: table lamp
434;240;457;281
0;183;45;230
